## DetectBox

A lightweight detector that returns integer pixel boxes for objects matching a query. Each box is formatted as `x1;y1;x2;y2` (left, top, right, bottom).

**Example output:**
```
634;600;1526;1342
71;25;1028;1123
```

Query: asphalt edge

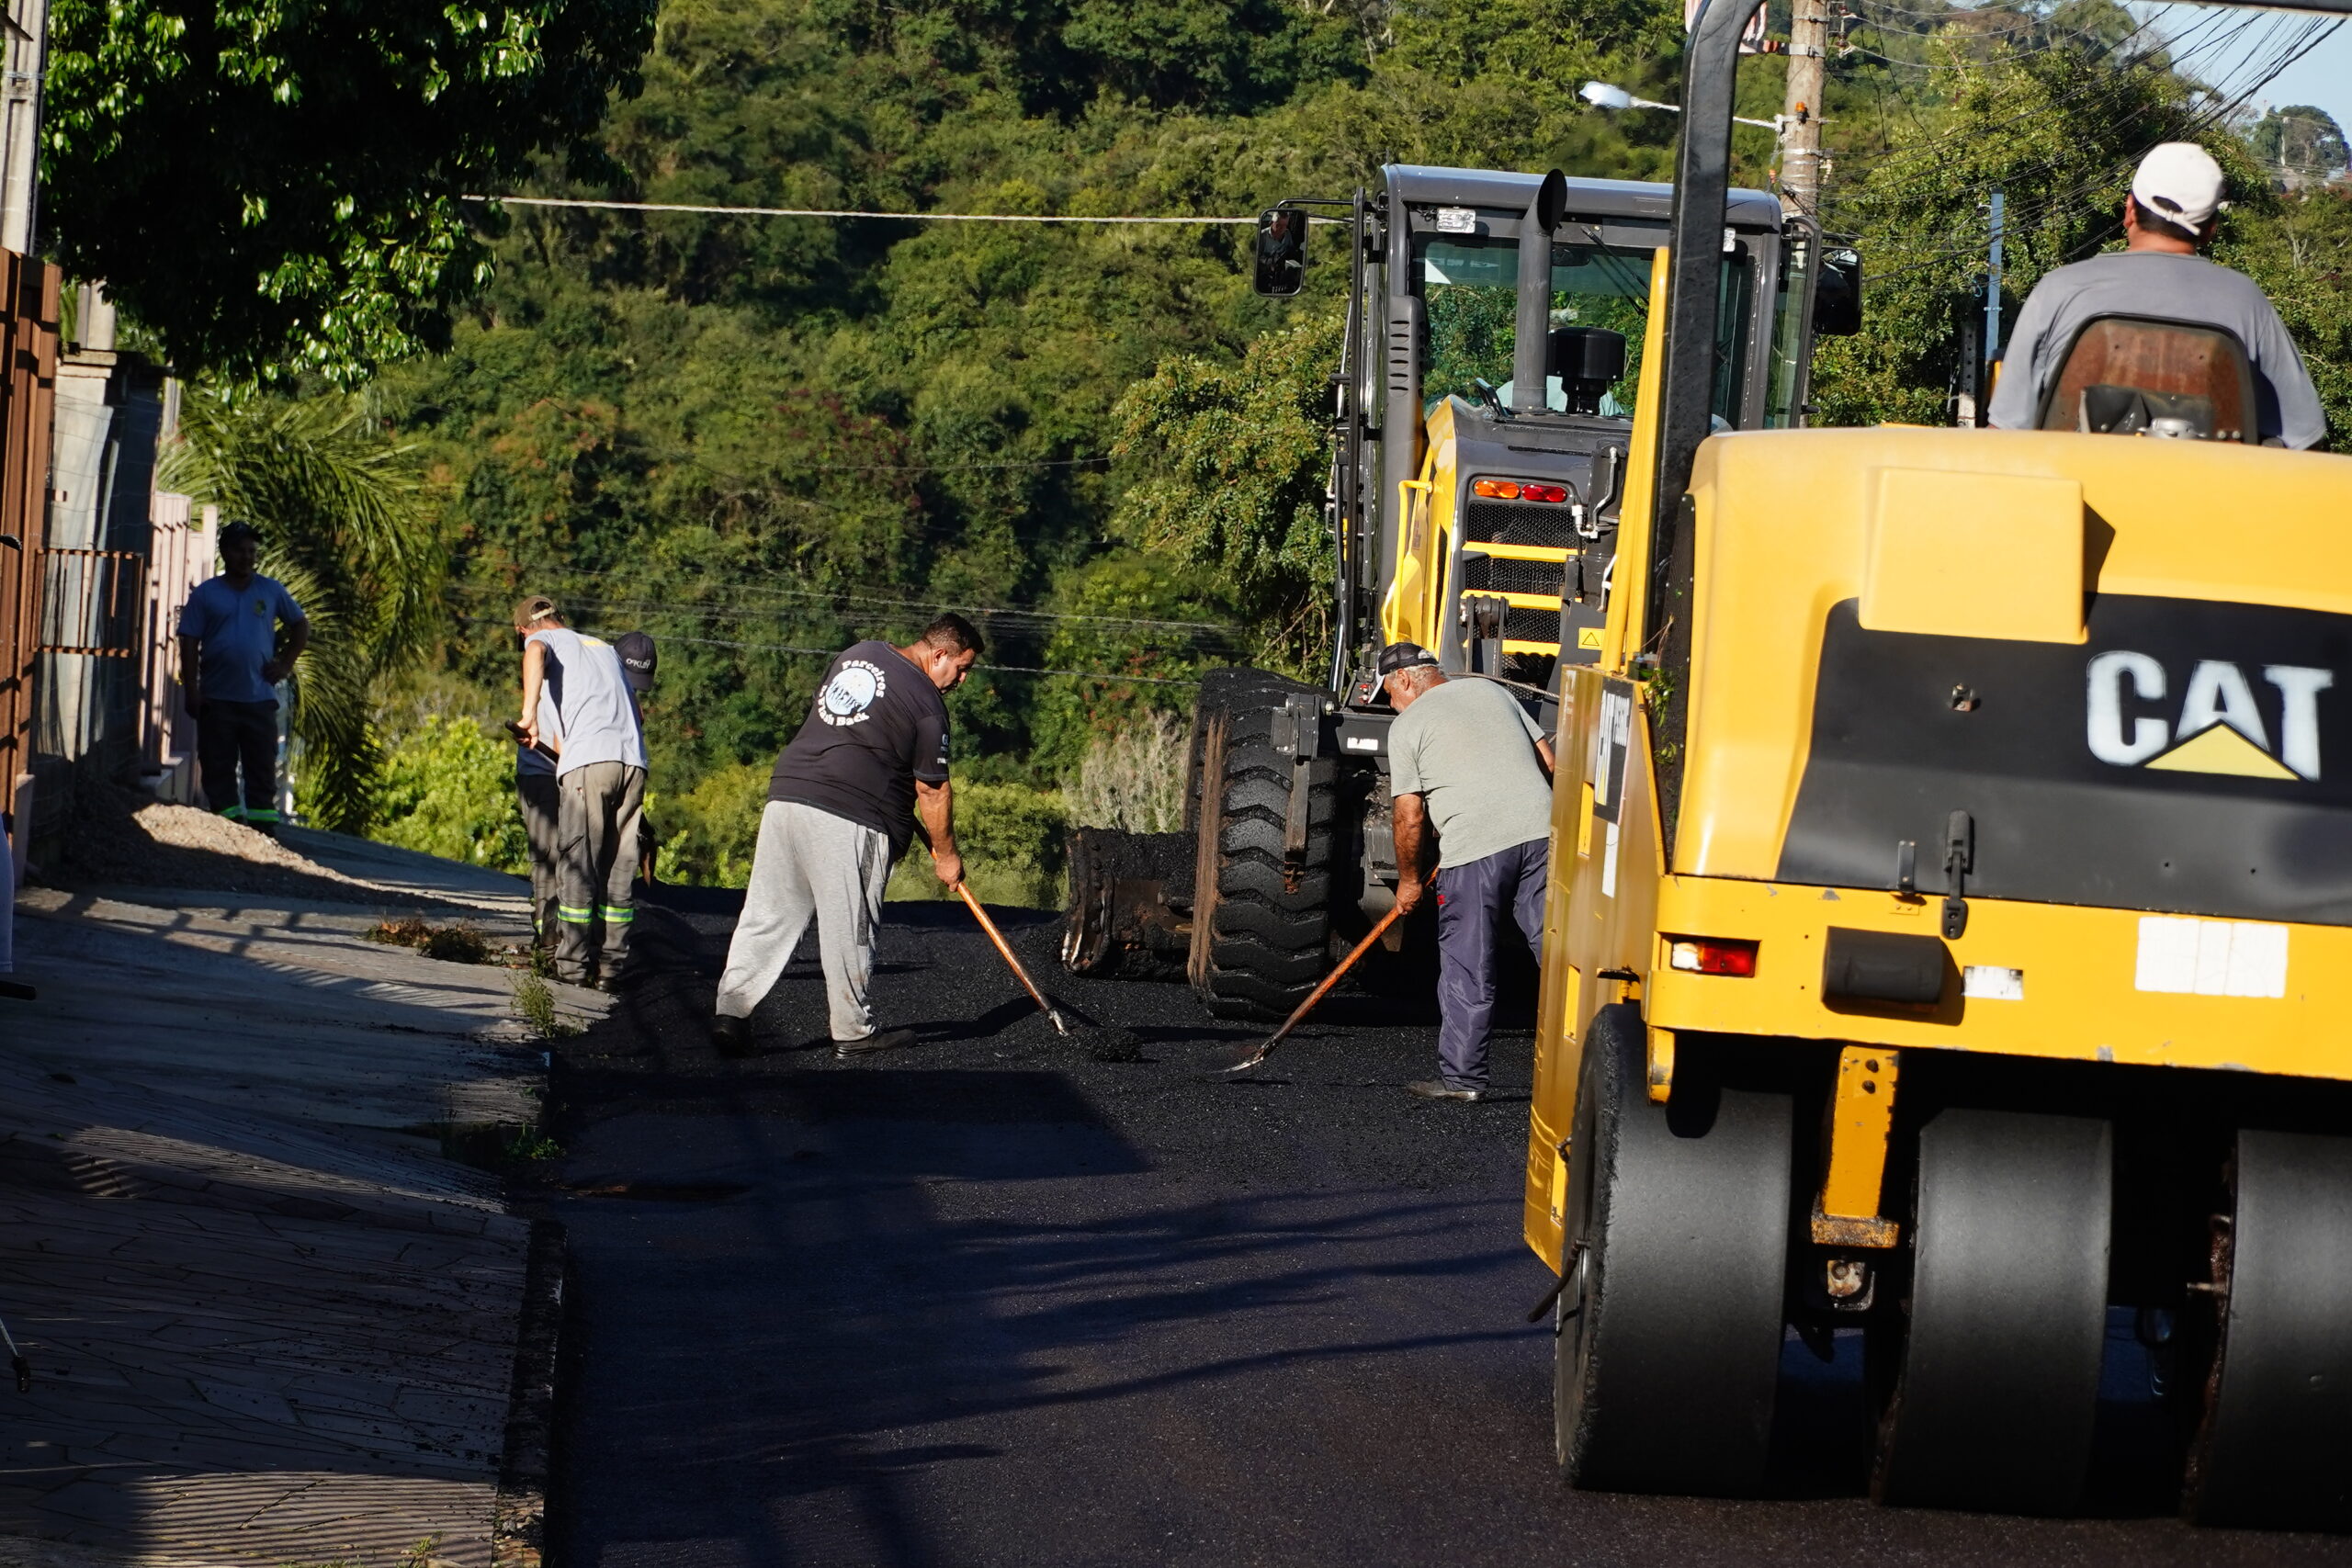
494;1215;568;1568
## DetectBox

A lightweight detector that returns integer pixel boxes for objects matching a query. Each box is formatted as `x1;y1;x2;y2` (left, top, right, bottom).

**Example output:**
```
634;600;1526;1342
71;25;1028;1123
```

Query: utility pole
1781;0;1828;218
1981;188;2005;425
0;0;44;255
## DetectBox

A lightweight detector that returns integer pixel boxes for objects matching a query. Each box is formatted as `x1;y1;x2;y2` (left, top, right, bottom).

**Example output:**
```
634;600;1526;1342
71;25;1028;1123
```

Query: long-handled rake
1207;899;1408;1076
953;882;1071;1037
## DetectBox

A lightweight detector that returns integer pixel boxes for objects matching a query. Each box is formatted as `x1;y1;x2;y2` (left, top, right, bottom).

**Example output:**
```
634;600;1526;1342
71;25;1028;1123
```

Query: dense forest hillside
359;0;2352;893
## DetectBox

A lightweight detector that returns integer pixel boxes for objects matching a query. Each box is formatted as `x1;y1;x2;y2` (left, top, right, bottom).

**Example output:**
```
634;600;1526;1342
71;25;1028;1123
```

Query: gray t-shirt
1986;251;2324;449
1387;677;1554;869
527;626;647;778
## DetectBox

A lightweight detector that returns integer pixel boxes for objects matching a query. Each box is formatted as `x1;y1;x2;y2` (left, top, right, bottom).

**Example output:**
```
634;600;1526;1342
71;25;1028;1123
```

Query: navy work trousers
1434;837;1549;1090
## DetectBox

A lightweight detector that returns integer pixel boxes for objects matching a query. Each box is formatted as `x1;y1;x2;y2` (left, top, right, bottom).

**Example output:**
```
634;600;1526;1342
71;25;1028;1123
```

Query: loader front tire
1187;671;1335;1022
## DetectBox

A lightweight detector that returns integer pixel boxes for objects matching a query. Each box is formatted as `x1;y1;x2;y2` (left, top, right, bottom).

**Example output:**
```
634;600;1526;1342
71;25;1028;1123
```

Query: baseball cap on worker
2132;142;2226;231
1378;641;1441;678
614;630;657;692
219;520;261;545
512;593;558;629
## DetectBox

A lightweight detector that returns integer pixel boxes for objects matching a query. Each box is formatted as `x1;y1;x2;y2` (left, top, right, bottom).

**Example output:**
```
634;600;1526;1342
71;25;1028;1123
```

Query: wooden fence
0;252;58;836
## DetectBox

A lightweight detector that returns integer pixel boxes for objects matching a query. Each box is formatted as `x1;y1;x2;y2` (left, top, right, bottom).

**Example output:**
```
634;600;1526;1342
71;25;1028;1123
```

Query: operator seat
2035;314;2256;442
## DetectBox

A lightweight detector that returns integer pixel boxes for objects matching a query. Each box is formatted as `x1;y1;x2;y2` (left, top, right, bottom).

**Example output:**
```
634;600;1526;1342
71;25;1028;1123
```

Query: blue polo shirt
175;574;304;705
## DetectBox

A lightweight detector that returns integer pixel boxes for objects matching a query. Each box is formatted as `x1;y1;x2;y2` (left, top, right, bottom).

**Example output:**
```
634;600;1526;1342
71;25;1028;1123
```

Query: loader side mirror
1253;208;1308;298
1815;247;1862;336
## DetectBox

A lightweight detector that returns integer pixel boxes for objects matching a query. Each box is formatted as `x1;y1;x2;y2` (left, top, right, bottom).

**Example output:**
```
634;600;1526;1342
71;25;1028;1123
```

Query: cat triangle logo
2145;723;2299;780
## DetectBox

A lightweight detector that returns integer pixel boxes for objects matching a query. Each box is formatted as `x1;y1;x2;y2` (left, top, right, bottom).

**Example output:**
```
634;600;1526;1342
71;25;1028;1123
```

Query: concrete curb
494;1218;568;1568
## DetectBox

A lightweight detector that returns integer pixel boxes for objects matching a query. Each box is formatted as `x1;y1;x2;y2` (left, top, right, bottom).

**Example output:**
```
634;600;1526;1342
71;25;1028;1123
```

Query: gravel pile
48;785;382;903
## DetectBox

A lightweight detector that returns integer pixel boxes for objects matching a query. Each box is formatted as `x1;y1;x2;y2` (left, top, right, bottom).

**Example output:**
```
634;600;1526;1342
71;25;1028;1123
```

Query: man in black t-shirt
711;613;980;1057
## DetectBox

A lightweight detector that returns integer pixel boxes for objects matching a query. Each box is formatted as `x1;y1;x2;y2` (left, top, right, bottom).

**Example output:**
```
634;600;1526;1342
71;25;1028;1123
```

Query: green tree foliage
2251;106;2350;182
43;0;656;384
347;0;2352;897
369;715;530;871
1810;25;2199;426
1108;312;1346;673
163;391;442;830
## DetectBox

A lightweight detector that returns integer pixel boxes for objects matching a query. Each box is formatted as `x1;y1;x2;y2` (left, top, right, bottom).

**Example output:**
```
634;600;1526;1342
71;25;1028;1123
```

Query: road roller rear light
1668;937;1758;976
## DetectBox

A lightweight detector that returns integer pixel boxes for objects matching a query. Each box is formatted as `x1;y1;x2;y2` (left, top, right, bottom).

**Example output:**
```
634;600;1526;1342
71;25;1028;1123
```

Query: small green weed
505;1126;563;1162
510;971;582;1039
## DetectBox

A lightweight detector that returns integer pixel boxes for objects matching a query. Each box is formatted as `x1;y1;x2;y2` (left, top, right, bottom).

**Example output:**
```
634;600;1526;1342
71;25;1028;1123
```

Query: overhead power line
465;195;1260;225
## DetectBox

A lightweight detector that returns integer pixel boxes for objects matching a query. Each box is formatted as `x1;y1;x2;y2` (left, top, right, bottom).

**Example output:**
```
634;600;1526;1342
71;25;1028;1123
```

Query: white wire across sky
463;195;1261;224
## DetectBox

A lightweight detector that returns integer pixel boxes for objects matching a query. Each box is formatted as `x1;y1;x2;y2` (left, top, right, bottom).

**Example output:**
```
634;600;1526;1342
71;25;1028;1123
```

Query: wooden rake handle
953;882;1068;1034
1264;897;1408;1051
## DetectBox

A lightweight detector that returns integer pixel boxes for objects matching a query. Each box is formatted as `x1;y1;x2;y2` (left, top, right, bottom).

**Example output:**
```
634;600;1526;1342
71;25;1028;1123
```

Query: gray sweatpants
715;800;890;1042
557;761;646;985
519;769;560;950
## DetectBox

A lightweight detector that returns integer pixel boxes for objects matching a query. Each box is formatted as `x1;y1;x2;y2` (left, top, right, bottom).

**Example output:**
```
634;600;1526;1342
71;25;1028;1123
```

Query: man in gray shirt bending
1384;642;1556;1102
1988;141;2324;449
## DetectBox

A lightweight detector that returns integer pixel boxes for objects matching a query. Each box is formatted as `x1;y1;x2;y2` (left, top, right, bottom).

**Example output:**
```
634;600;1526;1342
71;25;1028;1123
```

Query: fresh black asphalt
543;887;2352;1566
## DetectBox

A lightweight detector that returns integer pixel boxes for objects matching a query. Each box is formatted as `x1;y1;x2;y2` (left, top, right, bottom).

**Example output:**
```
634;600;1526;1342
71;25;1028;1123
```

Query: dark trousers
1434;837;1549;1090
196;699;280;822
518;770;560;948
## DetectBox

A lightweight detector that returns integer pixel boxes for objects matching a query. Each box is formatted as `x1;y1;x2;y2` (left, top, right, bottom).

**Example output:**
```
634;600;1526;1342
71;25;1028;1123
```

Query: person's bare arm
262;616;310;684
1392;792;1432;914
914;777;963;886
519;638;551;750
177;634;204;715
1535;735;1555;779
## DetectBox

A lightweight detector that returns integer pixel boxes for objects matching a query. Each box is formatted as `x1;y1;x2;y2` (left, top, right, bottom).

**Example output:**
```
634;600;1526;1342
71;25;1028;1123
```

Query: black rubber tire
1871;1108;2112;1516
2183;1128;2352;1530
1060;827;1190;980
1556;1005;1793;1495
1184;667;1294;836
1189;673;1336;1021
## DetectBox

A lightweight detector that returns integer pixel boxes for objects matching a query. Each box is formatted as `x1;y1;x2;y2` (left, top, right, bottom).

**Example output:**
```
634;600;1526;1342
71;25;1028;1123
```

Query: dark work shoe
834;1027;917;1059
1408;1078;1485;1102
711;1013;752;1058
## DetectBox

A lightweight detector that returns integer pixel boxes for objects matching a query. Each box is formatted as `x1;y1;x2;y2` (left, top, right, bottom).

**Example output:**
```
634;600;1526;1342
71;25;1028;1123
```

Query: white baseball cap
2132;142;2225;231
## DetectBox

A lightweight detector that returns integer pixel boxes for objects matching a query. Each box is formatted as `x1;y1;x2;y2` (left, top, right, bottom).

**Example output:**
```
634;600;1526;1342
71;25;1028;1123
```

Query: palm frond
163;389;440;833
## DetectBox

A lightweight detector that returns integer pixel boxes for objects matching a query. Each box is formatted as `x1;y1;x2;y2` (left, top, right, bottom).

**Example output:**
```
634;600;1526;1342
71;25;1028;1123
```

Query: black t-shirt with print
767;641;950;859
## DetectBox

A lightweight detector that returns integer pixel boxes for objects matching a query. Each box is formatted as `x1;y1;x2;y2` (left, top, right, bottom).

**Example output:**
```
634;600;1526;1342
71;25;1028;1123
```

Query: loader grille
1460;554;1572;598
1464;497;1581;549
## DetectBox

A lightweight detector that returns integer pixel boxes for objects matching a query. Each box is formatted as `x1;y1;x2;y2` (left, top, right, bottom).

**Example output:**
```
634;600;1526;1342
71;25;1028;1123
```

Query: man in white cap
1988;141;2324;449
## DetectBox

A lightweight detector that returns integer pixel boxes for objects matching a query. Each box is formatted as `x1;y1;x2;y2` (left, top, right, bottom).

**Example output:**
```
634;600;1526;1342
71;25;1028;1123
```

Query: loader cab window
1413;228;1755;425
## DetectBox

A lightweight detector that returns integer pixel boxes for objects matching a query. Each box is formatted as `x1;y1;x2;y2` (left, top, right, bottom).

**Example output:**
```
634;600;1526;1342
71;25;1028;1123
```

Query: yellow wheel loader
1061;163;1860;1018
1523;0;2352;1527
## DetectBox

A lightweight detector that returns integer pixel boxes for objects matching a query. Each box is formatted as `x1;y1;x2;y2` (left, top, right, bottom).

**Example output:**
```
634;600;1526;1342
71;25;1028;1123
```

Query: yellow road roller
1525;0;2352;1527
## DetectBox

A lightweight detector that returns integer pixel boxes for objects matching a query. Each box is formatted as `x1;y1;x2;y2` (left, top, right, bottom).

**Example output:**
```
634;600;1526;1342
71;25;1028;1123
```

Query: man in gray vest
514;596;647;990
1383;642;1556;1101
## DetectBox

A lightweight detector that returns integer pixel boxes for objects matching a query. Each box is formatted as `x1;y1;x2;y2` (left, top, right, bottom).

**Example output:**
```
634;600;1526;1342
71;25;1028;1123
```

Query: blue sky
2246;15;2352;131
2160;4;2352;135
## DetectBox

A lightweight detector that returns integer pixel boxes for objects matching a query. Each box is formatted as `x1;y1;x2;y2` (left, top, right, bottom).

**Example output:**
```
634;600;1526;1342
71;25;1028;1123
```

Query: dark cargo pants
518;769;560;950
1434;836;1549;1091
197;699;281;824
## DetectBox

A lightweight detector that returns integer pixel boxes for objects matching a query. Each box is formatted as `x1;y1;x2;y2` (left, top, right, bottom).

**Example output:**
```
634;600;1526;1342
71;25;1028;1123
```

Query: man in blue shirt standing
175;521;308;831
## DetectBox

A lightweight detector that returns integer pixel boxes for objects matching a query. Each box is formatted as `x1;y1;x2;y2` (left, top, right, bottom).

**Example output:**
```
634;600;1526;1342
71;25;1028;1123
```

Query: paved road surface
546;889;2352;1567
